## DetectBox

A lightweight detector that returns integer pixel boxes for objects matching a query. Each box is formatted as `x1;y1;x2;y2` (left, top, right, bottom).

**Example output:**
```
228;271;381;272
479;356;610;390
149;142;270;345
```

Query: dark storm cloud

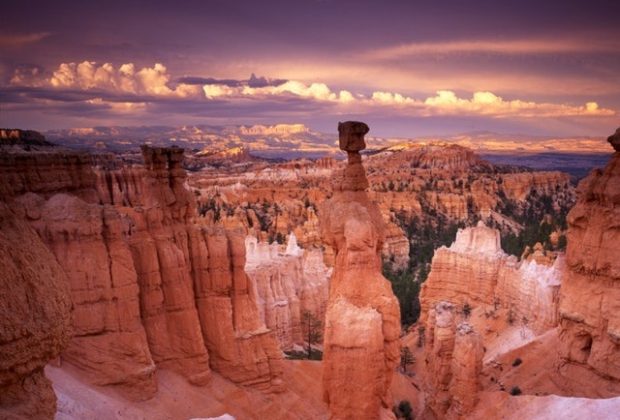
177;74;288;88
0;85;153;104
177;77;243;87
247;74;287;88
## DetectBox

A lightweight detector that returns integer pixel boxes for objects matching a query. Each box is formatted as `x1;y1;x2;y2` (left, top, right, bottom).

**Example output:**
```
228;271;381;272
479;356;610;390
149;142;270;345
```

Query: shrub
510;386;522;396
463;302;472;319
392;400;414;420
512;357;522;367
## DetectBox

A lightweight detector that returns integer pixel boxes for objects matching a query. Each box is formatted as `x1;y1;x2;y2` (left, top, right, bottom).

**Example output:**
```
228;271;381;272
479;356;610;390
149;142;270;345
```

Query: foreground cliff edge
320;122;401;420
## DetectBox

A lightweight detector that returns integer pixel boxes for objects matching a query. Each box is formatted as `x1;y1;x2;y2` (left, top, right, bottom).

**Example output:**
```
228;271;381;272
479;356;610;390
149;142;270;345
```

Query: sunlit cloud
86;97;147;113
418;90;614;117
362;37;620;60
46;61;191;97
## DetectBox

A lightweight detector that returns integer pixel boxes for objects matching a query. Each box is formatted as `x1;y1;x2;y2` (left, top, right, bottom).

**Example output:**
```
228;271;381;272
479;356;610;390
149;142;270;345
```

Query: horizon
1;0;620;142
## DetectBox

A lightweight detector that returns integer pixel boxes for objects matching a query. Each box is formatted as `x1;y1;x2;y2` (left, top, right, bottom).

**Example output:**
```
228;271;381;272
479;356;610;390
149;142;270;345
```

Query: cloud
363;38;620;60
201;79;353;103
9;65;46;87
371;91;417;105
0;32;51;47
3;60;616;121
46;61;185;97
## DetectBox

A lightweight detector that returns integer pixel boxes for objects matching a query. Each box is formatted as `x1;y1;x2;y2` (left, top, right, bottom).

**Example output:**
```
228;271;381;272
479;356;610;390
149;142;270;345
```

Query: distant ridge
1;128;54;147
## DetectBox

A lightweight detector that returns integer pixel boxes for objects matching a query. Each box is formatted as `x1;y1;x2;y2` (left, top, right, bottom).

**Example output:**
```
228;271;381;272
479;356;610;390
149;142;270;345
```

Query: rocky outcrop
245;234;331;351
420;222;562;335
382;217;410;270
420;222;506;317
0;203;71;419
558;135;620;382
0;146;284;402
501;171;570;202
320;121;401;419
0;128;52;147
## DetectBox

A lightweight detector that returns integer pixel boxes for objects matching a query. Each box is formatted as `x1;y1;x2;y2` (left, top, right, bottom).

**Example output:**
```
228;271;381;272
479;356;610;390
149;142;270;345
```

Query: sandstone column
320;121;401;420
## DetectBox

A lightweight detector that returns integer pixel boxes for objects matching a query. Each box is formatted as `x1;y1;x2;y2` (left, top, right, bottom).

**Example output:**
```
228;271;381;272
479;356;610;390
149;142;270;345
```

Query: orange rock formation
420;221;562;336
0;146;284;404
320;121;401;419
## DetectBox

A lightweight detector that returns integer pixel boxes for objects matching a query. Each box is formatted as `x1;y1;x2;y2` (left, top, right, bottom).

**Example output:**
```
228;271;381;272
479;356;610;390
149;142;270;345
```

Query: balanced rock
320;121;401;419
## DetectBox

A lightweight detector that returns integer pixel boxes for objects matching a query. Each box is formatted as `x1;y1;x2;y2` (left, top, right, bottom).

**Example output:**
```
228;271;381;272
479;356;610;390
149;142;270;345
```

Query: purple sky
1;0;619;139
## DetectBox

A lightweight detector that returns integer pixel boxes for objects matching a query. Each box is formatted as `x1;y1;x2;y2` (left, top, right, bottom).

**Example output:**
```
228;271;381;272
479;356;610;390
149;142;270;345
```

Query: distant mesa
0;128;54;147
608;127;620;152
239;124;309;136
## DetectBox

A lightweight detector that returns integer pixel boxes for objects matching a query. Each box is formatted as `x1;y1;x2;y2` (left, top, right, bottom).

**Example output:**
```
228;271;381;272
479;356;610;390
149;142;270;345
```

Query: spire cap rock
338;121;369;152
607;127;620;152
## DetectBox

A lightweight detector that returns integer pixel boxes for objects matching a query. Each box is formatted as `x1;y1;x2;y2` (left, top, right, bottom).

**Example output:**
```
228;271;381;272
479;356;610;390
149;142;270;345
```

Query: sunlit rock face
0;146;284;401
0;203;71;420
558;134;620;382
245;234;331;351
420;221;563;337
320;122;401;420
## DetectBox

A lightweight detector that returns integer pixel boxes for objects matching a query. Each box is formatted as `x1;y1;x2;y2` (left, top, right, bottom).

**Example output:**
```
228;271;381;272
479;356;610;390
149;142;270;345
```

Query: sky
1;0;619;139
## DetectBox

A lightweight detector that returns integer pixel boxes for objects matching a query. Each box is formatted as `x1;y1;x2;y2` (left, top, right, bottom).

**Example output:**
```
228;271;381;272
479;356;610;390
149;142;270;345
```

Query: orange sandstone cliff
320;122;401;419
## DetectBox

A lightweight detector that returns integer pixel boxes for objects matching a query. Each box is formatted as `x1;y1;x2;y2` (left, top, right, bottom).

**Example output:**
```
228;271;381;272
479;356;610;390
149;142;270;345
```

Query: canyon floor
48;360;422;420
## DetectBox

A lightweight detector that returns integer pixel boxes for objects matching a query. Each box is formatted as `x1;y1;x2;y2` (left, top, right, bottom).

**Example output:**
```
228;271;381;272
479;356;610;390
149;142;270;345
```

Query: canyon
0;125;618;419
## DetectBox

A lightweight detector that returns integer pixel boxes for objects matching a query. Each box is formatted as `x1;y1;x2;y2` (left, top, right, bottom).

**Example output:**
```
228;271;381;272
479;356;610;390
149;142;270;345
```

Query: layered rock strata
558;132;620;382
320;121;401;419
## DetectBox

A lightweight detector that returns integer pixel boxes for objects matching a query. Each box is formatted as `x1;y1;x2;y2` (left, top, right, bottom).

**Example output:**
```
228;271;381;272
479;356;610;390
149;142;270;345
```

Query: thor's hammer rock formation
320;121;401;419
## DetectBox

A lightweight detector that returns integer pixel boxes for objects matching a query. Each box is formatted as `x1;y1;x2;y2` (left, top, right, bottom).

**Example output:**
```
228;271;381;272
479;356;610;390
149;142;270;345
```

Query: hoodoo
320;121;401;419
